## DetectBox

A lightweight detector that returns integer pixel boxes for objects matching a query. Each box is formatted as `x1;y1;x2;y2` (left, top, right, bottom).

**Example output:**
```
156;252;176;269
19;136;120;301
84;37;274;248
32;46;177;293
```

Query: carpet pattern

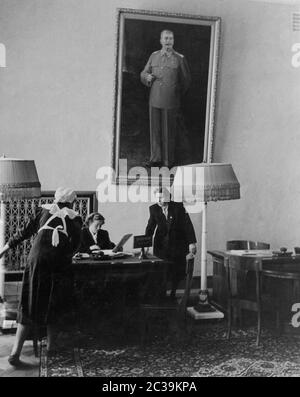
39;323;300;377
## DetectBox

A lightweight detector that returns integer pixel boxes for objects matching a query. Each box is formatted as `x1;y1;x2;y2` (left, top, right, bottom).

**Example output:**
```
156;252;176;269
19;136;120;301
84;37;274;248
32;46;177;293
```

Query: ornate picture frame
112;8;221;185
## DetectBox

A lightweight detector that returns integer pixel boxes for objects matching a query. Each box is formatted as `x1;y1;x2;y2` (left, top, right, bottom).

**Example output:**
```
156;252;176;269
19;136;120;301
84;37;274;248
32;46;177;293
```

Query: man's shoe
144;161;162;168
47;349;58;358
163;163;176;169
8;354;22;367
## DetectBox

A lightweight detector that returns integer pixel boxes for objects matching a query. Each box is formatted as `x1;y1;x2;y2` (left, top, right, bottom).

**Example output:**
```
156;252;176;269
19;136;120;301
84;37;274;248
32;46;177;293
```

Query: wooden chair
261;270;300;334
139;253;195;345
31;327;40;357
25;325;43;357
0;300;39;357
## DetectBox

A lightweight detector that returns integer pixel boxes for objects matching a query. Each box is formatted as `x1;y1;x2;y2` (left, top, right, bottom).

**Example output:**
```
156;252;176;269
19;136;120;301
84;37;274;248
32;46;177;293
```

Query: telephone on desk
272;247;293;257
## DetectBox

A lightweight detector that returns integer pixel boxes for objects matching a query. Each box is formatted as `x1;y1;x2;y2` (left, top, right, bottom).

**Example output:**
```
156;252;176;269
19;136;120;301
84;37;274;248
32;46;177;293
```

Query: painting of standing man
141;30;191;168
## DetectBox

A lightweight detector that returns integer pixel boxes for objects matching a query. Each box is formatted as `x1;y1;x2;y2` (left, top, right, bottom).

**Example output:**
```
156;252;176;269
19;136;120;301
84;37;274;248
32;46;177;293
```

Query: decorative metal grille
4;192;96;271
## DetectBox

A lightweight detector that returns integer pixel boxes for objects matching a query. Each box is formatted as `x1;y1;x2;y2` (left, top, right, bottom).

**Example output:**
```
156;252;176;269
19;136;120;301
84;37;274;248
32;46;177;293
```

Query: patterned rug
39;321;300;377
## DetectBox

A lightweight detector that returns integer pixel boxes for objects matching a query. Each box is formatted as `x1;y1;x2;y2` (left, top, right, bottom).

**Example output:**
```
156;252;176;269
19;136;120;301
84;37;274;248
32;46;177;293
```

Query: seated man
145;187;197;299
79;212;115;253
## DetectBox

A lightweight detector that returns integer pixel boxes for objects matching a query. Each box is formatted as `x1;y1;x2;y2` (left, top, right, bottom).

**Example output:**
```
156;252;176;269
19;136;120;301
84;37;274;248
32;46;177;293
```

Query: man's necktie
162;206;168;219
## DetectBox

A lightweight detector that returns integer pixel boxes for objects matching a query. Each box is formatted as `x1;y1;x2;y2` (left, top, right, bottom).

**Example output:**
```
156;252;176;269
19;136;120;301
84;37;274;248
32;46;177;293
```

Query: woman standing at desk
79;212;115;253
0;187;82;366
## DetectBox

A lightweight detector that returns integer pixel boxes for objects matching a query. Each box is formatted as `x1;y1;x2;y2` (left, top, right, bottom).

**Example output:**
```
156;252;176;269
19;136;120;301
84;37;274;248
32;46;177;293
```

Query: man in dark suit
79;212;115;253
145;187;196;298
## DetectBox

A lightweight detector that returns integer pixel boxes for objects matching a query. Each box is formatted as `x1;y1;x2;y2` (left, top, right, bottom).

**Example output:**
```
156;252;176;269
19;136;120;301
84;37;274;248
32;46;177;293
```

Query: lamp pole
0;200;6;301
199;201;208;304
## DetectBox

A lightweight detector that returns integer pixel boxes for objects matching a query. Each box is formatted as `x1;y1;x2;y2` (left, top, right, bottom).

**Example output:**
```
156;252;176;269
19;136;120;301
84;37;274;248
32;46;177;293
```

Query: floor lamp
0;156;41;302
173;162;240;319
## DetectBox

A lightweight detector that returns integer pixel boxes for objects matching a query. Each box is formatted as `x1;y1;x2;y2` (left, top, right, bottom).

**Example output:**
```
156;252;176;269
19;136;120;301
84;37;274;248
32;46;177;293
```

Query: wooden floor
0;333;39;377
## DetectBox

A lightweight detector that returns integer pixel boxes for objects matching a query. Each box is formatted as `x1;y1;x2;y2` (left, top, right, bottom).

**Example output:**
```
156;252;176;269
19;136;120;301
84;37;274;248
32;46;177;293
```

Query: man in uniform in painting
140;29;191;168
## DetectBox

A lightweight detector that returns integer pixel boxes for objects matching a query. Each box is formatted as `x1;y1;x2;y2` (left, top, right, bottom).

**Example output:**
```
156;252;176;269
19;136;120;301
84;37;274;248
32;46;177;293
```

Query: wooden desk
71;254;168;293
71;254;169;326
208;250;300;328
72;254;167;272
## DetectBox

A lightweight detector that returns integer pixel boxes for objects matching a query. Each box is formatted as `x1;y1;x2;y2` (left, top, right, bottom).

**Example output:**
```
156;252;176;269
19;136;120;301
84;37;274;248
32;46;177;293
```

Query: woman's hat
54;187;77;204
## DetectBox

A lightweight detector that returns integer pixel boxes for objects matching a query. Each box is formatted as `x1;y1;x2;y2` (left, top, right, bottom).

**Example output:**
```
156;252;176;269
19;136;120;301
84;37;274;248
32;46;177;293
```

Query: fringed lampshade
173;163;240;204
0;157;41;200
173;162;240;320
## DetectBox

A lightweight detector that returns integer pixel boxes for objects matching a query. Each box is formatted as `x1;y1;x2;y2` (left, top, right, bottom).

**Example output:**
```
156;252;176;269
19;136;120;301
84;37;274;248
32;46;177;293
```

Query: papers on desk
101;250;134;258
227;250;274;257
73;253;90;259
73;251;135;260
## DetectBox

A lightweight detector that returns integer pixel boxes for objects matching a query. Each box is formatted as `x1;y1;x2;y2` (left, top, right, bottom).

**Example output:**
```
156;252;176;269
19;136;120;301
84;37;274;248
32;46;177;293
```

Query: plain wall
1;0;300;275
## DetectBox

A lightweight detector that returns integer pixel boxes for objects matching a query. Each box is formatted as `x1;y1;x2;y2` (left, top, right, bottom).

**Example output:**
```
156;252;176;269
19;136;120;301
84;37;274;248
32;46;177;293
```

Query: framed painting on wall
112;8;221;185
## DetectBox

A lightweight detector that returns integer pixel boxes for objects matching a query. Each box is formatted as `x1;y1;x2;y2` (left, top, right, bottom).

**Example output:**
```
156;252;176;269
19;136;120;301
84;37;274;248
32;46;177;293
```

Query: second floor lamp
173;162;240;319
0;156;41;301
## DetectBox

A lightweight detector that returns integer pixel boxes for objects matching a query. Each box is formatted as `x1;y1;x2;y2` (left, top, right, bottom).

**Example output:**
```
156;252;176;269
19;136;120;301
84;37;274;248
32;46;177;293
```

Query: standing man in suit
79;212;115;253
145;187;197;299
140;30;191;168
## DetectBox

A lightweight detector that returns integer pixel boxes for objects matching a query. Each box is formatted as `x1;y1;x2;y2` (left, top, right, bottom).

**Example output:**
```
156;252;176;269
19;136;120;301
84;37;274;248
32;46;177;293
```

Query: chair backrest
250;241;270;250
226;240;254;250
227;240;270;250
178;253;195;314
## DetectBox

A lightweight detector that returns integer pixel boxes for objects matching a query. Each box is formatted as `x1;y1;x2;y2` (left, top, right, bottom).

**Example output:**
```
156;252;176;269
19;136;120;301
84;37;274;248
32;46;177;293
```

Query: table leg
226;260;232;340
256;269;262;346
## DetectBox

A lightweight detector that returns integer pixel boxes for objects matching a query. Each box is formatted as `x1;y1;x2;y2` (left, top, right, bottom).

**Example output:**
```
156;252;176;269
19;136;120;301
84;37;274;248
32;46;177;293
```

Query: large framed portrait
112;8;221;185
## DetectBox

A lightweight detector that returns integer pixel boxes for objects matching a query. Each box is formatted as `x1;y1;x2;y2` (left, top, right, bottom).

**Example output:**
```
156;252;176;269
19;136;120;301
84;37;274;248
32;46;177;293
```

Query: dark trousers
149;106;178;167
